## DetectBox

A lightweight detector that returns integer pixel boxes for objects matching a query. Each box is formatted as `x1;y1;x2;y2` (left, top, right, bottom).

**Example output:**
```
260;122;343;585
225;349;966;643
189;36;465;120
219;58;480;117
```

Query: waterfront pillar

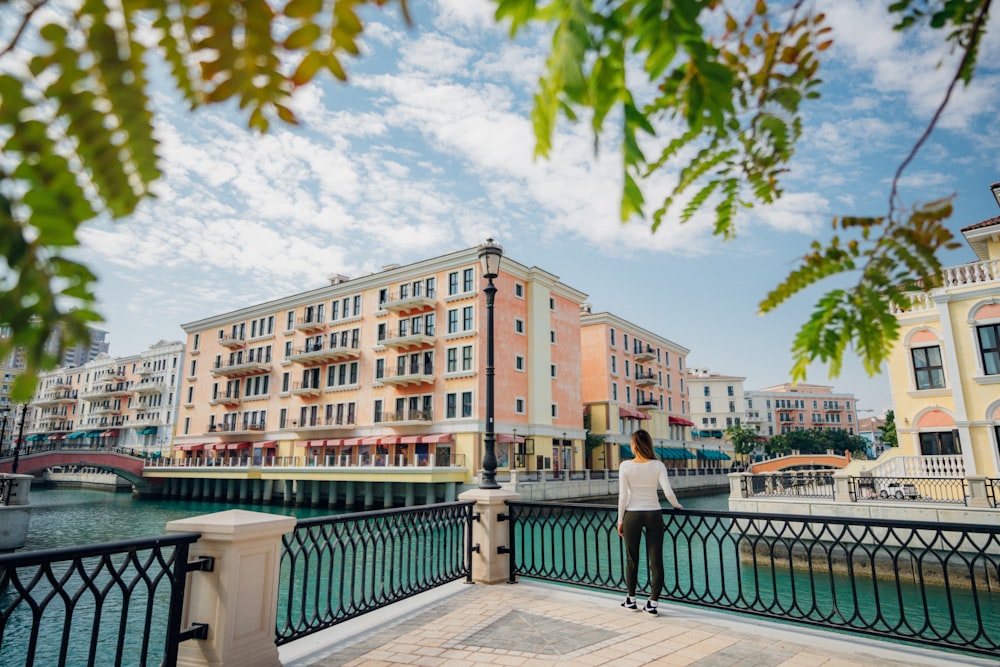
251;479;262;503
239;479;249;502
283;480;294;505
327;480;338;509
444;482;456;502
382;482;393;509
832;471;852;503
311;480;322;507
295;481;307;506
966;475;990;508
166;510;295;667
261;479;273;503
458;487;520;584
405;482;415;507
728;472;746;498
193;478;203;500
363;481;374;510
226;479;236;502
425;482;436;505
344;480;356;509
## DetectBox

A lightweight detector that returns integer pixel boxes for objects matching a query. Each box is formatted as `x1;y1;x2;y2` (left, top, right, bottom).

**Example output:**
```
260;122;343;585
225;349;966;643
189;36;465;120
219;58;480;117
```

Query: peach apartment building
744;383;859;438
580;309;693;470
24;340;184;455
157;245;588;505
886;208;1000;477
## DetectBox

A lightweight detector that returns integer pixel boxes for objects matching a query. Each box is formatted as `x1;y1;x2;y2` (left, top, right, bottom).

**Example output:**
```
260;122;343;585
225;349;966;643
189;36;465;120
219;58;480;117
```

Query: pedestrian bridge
750;452;851;473
0;446;159;493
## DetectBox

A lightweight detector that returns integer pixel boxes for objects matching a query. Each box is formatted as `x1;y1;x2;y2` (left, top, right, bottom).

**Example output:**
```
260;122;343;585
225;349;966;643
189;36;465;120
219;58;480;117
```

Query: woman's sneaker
642;601;658;615
620;596;638;610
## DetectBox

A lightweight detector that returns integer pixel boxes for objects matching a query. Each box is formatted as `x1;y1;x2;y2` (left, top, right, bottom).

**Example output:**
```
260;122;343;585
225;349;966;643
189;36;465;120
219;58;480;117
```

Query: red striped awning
325;438;343;447
669;416;695;427
177;443;205;451
421;433;453;444
619;407;649;420
50;433;66;440
296;440;324;448
400;435;423;444
226;441;252;450
101;429;120;437
361;436;381;445
254;440;278;449
497;434;524;444
342;437;363;447
380;435;401;445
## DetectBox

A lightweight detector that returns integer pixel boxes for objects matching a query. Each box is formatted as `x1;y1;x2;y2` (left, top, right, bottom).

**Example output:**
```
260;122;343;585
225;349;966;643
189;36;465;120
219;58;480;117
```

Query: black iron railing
850;476;968;505
741;472;834;498
987;478;999;508
505;501;1000;657
0;533;205;667
276;501;474;645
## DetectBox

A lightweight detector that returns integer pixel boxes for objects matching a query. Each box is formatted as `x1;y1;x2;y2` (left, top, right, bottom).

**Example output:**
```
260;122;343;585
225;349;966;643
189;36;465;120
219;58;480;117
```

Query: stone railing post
165;509;296;667
832;471;852;503
728;472;746;498
458;488;520;585
966;475;989;508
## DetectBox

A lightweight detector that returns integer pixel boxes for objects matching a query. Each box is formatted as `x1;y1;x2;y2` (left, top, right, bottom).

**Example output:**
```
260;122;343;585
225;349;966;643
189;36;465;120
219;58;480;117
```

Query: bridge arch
0;450;161;494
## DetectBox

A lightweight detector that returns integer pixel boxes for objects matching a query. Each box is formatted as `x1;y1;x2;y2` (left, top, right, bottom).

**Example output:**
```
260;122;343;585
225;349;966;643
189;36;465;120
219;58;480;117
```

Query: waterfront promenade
280;580;994;667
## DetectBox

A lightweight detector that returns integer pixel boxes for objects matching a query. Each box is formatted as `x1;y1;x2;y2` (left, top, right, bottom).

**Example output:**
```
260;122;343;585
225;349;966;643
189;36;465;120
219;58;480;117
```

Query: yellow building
887;212;1000;476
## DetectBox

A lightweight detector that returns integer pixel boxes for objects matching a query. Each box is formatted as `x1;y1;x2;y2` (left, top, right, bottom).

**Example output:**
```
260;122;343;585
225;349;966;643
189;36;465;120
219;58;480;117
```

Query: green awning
619;444;634;460
67;431;86;439
697;449;731;461
85;430;103;437
26;433;46;441
655;447;696;460
138;427;158;435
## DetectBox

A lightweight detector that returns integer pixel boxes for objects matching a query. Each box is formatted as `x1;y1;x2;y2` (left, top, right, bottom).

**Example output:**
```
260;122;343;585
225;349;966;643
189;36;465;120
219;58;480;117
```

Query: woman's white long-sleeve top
617;460;681;526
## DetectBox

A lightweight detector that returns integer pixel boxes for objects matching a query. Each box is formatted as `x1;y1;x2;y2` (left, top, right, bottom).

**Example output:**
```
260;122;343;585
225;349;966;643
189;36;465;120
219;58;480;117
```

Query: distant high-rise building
60;328;110;367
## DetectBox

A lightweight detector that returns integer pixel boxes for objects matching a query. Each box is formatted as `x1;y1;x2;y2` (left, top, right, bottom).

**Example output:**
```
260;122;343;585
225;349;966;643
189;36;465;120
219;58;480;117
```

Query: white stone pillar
966;475;990;508
832;471;852;503
728;472;745;498
166;510;295;667
458;488;521;585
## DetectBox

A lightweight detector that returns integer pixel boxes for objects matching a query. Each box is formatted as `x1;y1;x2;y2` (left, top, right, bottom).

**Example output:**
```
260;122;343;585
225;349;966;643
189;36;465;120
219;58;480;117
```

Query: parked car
879;482;920;500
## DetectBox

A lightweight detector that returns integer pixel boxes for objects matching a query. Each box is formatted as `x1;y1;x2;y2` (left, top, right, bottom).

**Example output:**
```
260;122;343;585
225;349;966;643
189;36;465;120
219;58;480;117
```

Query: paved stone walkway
280;581;993;667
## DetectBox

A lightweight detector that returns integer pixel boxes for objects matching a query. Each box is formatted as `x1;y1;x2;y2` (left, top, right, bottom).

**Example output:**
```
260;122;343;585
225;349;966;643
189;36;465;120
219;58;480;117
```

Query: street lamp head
991;182;1000;210
478;238;503;279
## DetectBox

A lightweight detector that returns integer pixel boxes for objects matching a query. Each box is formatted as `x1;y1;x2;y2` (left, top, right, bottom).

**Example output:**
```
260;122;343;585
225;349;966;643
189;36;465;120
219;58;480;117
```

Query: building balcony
377;368;435;387
91;405;122;416
136;365;152;376
209;393;242;406
290;382;322;397
381;290;436;314
823;405;842;412
294;317;327;333
35;390;77;406
634;372;656;386
133;381;165;395
289;417;357;431
210;360;272;378
218;335;246;349
379;329;435;351
634;346;656;362
381;410;434;425
82;384;132;400
287;342;361;365
637;397;660;408
205;422;266;436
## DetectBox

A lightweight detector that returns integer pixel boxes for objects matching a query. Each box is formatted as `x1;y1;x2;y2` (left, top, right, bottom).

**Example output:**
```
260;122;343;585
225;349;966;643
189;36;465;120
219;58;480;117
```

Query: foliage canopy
0;0;992;399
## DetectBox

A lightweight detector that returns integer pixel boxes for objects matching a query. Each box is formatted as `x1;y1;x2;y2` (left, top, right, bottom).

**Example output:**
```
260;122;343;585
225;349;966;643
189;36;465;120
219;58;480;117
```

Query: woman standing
617;429;683;615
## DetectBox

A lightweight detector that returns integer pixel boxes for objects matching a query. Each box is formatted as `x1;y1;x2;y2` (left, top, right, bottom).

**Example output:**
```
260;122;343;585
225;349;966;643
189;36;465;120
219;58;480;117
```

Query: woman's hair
631;429;657;460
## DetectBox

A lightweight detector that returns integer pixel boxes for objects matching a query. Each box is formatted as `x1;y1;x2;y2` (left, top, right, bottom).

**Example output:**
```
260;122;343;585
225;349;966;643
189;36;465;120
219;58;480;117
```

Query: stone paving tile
298;582;978;667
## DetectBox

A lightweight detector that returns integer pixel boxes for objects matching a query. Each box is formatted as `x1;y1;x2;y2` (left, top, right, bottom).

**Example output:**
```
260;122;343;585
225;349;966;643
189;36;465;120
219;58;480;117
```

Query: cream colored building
25;340;184;455
886;213;1000;476
745;383;859;438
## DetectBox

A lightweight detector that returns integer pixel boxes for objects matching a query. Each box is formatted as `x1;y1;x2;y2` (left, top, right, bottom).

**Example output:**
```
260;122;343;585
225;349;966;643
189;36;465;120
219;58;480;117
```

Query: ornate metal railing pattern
0;533;204;667
505;501;1000;657
987;478;1000;508
276;501;474;645
849;476;968;505
740;472;834;498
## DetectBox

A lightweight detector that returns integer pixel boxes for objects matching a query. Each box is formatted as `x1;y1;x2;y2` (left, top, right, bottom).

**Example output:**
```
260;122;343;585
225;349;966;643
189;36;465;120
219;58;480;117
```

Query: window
447;309;459;334
612;383;618;401
186;387;193;403
551;404;558;418
515;319;524;334
515;353;525;371
448;271;459;295
426;276;436;296
623;333;629;350
550;364;557;378
611;356;617;374
462;306;474;331
463;268;474;292
705;401;712;412
610;328;616;346
192;333;200;351
446;393;457;419
375;358;385;379
515;398;525;414
462;345;473;371
920;430;960;456
549;297;555;310
727;385;734;396
189;360;197;376
374;399;383;423
703;386;710;397
729;401;736;413
378;288;388;306
515;283;524;298
352;295;361;316
978;323;1000;375
461;391;473;417
447;348;458;373
550;330;556;344
286;311;294;329
912;346;945;389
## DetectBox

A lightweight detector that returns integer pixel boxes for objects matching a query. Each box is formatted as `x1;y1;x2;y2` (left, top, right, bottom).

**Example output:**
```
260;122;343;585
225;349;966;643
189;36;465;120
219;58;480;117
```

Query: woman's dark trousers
623;510;664;600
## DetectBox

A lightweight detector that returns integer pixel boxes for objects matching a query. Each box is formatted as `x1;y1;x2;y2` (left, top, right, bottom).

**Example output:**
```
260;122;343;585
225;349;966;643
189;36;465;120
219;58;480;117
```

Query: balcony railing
146;452;466;470
891;258;1000;314
288;416;356;429
634;371;656;386
205;421;265;433
380;289;437;314
379;327;436;350
287;341;360;364
850;475;968;505
210;359;271;377
633;345;656;362
209;392;241;406
290;381;322;397
294;316;326;333
377;366;435;387
380;409;433;424
218;335;246;348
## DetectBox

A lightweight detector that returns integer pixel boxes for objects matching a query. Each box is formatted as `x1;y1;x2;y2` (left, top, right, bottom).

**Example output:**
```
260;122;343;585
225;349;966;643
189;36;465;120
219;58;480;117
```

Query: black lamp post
12;403;28;474
0;406;9;456
991;181;1000;209
478;238;503;489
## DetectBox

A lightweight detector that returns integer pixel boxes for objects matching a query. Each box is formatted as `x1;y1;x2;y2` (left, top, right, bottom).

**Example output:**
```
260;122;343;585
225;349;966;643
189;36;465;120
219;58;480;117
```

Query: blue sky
28;0;1000;412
